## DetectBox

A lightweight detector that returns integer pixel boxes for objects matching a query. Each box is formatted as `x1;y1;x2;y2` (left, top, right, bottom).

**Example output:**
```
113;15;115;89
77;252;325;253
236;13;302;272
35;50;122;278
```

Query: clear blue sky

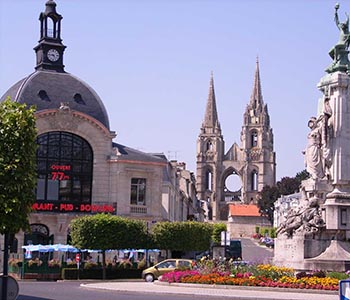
0;0;347;181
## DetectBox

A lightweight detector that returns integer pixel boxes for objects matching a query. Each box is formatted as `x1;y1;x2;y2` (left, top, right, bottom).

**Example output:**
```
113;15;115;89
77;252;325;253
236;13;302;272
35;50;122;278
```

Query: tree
152;221;213;253
0;98;37;300
277;177;300;196
295;169;310;183
258;170;310;225
211;223;227;245
257;185;280;224
70;214;150;279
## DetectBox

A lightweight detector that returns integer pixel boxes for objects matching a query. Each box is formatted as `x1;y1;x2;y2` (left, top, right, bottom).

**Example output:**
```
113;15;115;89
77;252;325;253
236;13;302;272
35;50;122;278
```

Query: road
18;281;202;300
240;237;273;263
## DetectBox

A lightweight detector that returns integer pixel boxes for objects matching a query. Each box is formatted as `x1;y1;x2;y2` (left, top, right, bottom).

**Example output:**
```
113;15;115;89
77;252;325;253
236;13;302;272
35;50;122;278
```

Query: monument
274;3;350;272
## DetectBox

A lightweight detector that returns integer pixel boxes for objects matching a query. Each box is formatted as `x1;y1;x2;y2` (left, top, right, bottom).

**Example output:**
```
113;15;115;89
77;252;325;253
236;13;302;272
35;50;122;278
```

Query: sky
0;0;348;182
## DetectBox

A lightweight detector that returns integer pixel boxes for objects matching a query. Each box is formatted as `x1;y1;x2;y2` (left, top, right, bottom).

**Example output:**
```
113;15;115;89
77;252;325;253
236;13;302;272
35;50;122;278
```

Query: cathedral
196;61;276;221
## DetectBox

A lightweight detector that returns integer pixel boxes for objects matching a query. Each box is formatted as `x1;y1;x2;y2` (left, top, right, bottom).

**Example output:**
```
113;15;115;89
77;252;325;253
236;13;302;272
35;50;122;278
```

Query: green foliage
70;214;151;250
0;98;37;234
327;271;349;280
258;185;280;223
152;221;212;251
295;169;310;183
277;176;300;195
212;223;226;244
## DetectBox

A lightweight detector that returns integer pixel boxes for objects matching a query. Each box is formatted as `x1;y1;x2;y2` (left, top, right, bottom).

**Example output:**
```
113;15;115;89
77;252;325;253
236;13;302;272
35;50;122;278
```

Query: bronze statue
326;3;350;73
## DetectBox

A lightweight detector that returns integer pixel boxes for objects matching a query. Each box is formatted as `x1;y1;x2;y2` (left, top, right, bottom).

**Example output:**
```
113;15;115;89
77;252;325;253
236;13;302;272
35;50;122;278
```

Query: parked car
259;236;275;248
141;258;194;282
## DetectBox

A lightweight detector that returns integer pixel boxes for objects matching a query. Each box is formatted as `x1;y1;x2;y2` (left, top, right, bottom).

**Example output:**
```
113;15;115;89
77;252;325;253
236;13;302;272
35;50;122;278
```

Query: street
15;281;245;300
240;237;273;263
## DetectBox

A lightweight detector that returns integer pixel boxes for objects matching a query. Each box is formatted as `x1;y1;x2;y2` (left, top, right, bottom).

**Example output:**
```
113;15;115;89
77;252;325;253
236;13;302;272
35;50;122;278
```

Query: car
141;258;194;282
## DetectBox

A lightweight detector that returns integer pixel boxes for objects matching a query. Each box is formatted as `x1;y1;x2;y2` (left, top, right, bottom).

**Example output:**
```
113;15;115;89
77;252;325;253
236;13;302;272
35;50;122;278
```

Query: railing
130;206;147;214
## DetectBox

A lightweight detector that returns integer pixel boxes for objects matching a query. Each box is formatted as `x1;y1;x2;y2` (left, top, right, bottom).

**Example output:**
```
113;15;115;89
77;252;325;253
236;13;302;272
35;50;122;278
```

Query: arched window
251;170;258;191
251;131;258;147
47;17;55;38
36;131;93;206
206;141;213;151
206;170;213;191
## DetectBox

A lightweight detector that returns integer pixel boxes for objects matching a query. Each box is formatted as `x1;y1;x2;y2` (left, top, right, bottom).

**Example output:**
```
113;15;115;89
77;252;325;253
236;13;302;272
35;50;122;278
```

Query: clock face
47;49;60;62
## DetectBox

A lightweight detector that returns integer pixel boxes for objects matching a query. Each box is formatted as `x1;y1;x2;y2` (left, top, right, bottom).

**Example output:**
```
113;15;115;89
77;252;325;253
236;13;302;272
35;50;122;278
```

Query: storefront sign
32;202;116;213
50;164;71;180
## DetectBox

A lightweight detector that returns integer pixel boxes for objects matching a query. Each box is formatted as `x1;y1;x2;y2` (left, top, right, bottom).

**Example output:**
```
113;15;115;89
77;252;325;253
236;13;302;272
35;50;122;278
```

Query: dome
0;70;110;129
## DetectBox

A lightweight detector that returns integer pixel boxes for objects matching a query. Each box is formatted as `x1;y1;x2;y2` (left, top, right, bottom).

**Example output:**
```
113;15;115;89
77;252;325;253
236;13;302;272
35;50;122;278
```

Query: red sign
50;164;71;180
32;202;116;213
75;254;80;262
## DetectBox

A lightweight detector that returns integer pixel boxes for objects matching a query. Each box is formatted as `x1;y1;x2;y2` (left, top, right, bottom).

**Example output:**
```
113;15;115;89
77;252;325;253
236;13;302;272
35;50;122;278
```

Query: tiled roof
229;204;261;217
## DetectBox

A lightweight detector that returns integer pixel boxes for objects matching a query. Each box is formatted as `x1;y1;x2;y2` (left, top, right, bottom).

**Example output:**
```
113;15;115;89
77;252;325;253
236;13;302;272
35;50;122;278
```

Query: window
47;17;55;38
251;131;258;147
36;131;93;205
206;141;213;151
206;170;212;191
341;208;347;226
251;170;258;191
130;178;146;205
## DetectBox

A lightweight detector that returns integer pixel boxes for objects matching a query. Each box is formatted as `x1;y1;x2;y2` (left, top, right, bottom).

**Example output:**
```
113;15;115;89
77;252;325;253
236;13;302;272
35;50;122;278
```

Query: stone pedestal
305;240;350;272
318;72;350;230
274;234;306;270
318;72;350;188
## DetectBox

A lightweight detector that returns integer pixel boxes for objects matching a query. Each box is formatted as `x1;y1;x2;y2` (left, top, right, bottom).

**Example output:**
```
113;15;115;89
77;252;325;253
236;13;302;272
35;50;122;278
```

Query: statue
277;197;325;237
305;116;325;180
303;97;332;180
326;3;350;73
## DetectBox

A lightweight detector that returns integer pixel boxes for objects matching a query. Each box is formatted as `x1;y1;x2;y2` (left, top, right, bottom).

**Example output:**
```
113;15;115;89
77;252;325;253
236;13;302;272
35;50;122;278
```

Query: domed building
1;1;201;250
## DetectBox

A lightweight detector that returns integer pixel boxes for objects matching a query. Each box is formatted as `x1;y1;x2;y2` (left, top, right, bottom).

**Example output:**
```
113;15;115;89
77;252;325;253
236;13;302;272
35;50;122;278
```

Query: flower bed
159;260;341;291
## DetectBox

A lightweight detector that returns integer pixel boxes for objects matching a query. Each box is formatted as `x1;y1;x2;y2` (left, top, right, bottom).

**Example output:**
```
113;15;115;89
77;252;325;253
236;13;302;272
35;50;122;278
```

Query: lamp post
2;232;9;300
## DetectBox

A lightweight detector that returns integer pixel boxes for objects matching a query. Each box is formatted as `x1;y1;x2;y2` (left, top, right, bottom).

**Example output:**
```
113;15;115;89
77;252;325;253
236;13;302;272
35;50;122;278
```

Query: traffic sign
0;275;19;300
75;253;80;262
340;280;350;300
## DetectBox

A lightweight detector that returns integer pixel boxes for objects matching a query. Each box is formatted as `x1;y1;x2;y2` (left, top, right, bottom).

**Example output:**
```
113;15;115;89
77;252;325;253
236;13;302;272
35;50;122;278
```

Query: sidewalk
81;281;338;300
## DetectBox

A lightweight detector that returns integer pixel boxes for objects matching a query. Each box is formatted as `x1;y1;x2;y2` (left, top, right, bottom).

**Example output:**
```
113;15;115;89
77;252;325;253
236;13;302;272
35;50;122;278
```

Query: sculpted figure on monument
276;197;325;237
304;97;332;180
305;117;325;180
326;3;350;73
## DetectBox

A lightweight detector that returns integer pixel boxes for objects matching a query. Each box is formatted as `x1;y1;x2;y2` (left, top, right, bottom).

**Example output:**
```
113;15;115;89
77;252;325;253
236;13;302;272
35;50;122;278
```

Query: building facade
0;1;201;254
196;62;276;221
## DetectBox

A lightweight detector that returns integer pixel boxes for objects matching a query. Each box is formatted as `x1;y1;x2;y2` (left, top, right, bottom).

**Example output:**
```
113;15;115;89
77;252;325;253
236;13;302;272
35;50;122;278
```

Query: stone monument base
305;240;350;272
274;234;350;271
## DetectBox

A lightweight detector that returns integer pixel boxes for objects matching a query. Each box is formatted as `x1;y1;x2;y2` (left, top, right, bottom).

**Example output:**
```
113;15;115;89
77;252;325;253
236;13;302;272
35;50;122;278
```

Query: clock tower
34;0;66;72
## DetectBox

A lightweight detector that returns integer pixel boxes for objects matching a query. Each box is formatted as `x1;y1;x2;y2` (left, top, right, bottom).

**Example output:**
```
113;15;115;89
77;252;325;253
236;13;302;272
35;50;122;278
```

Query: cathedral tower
196;73;225;220
240;59;276;203
196;60;276;221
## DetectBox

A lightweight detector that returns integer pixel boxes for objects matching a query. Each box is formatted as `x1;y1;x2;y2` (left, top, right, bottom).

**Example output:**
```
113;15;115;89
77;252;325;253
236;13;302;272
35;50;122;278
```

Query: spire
202;72;220;131
249;57;264;111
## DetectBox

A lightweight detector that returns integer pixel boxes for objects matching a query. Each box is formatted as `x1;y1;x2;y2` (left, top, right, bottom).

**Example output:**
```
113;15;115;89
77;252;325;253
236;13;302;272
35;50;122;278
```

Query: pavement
81;280;339;300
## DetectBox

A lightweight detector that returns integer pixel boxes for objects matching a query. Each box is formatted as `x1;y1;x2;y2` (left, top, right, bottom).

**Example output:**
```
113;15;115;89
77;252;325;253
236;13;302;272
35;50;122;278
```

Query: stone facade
196;62;276;221
0;1;202;264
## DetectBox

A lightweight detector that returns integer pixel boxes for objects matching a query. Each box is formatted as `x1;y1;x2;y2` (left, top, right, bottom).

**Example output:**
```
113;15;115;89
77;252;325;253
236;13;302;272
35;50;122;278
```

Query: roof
0;70;110;129
112;142;168;165
229;204;261;217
